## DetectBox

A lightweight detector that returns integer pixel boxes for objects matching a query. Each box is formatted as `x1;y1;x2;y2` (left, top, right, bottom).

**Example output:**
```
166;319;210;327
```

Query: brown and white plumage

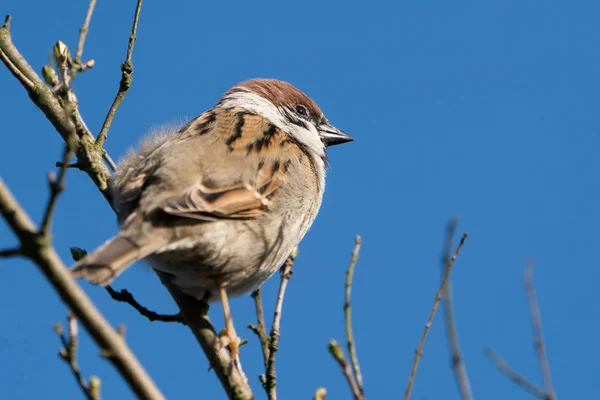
71;78;352;356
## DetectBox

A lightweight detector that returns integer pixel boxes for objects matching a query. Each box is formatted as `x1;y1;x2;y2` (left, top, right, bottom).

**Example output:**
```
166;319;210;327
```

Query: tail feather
71;234;165;286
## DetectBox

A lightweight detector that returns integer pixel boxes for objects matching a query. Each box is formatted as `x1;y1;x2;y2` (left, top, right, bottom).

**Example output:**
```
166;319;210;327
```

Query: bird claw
219;328;242;359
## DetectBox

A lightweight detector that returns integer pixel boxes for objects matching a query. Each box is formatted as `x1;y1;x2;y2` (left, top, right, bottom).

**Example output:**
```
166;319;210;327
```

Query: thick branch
0;179;164;400
156;272;254;400
1;11;253;399
0;18;113;204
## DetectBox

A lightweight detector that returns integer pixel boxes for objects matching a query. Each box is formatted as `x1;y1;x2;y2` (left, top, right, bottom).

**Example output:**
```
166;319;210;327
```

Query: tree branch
329;237;364;400
248;288;269;388
74;0;96;63
441;218;473;400
525;261;556;400
96;0;143;148
55;314;102;400
264;250;297;400
0;12;253;398
484;347;547;399
0;179;164;400
0;247;21;257
105;286;184;324
404;232;468;400
344;236;364;397
40;142;74;236
156;271;254;400
0;17;113;204
328;340;362;400
485;260;556;400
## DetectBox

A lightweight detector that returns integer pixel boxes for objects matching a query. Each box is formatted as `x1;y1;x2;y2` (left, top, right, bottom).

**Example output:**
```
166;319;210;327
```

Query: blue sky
1;0;598;399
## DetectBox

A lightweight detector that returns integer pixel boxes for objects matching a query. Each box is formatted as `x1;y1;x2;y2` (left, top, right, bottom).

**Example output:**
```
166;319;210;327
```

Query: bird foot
218;328;242;359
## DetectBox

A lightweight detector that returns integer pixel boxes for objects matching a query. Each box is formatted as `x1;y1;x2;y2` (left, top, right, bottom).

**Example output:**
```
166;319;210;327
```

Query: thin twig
0;47;33;88
264;250;297;400
248;288;270;383
441;218;473;400
106;286;185;324
75;0;97;63
1;11;253;399
0;247;21;257
40;142;74;236
484;347;547;399
96;0;143;148
329;340;362;400
55;314;102;400
525;261;556;400
0;179;164;400
404;233;468;400
344;235;364;396
0;19;114;204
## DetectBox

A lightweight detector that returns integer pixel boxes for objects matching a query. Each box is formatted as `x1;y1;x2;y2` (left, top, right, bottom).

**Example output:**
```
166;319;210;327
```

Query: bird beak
318;123;354;146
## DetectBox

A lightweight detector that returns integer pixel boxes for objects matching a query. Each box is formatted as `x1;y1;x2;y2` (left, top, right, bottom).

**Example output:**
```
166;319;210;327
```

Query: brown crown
225;79;324;120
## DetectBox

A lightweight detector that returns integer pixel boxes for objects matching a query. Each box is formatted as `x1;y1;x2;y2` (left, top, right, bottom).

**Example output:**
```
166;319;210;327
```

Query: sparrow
71;78;353;358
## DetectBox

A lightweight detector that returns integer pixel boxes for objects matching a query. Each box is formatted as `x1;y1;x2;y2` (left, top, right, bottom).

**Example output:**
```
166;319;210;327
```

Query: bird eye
295;105;308;116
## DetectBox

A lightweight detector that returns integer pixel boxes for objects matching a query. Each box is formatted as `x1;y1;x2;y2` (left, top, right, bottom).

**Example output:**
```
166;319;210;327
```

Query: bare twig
0;179;164;400
40;142;74;236
484;347;547;399
485;261;556;400
441;218;473;400
248;288;270;382
329;237;365;400
96;0;143;148
1;11;253;399
75;0;97;63
0;247;21;257
106;286;184;324
525;261;556;400
345;235;364;396
0;47;33;88
0;18;113;204
404;233;468;400
55;314;102;400
328;340;362;400
264;250;297;400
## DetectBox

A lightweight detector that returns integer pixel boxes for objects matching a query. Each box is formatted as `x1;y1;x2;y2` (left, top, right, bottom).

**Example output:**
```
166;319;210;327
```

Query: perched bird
72;78;353;357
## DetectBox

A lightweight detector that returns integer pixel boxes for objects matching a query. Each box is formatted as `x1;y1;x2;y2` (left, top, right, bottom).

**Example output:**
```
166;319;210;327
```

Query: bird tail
71;232;167;286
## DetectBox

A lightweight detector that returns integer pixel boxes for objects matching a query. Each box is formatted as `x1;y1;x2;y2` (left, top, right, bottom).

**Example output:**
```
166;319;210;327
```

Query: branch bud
53;40;70;64
42;65;59;86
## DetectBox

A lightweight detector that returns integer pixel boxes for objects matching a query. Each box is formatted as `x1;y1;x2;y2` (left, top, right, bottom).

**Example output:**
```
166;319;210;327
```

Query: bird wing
159;168;284;221
113;109;294;223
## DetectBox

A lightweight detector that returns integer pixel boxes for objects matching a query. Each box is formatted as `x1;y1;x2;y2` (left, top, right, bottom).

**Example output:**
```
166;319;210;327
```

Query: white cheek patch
220;91;326;161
